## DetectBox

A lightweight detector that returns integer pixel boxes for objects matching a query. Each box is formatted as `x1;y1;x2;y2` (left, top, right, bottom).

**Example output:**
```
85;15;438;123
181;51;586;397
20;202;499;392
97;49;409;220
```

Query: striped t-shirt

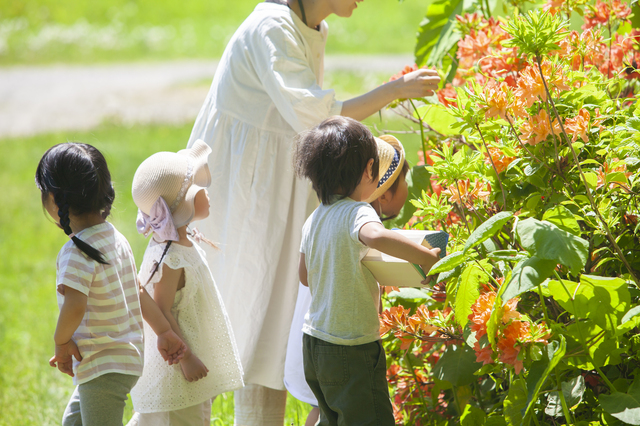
56;222;144;385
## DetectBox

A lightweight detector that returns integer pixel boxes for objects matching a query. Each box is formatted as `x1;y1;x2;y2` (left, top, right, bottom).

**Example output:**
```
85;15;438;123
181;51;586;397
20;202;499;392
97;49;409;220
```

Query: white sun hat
132;139;212;229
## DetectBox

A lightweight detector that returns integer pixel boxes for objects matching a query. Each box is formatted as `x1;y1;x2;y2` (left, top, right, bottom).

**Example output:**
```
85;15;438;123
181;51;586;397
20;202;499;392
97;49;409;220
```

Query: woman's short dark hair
35;142;115;264
294;116;379;205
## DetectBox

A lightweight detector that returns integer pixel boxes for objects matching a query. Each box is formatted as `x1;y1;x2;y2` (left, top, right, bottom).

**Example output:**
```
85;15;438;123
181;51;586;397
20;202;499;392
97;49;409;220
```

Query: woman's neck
68;212;105;234
287;0;330;29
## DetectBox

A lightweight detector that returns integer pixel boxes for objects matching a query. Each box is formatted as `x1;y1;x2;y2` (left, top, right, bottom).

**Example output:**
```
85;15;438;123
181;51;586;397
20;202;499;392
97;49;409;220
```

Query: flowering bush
381;0;640;424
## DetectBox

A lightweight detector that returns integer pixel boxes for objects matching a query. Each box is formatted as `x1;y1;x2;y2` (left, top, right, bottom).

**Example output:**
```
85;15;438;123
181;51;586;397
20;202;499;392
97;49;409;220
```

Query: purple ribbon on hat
136;197;180;242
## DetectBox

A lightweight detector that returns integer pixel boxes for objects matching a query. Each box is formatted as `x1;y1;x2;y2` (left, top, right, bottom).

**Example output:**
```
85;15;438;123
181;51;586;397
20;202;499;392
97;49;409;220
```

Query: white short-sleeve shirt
300;198;382;346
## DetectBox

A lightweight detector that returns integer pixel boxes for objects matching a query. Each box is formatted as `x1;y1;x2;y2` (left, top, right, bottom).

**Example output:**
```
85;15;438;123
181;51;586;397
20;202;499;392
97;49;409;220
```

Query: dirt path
0;54;412;138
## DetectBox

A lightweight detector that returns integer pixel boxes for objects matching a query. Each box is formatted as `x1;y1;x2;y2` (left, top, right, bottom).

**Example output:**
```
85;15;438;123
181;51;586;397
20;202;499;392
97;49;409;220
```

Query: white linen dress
187;2;341;390
129;239;244;419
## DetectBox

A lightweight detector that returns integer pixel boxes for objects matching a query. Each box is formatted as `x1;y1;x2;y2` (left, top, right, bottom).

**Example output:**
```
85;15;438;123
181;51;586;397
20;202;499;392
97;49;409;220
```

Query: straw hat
132;139;212;229
365;135;405;203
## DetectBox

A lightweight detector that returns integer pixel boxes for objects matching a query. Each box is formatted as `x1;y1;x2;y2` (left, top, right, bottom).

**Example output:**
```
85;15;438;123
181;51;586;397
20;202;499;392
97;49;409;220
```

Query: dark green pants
303;334;395;426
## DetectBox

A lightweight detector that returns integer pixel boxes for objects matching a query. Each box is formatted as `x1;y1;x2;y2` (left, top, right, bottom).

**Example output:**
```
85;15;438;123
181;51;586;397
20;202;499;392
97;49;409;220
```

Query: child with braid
36;142;187;426
127;140;243;426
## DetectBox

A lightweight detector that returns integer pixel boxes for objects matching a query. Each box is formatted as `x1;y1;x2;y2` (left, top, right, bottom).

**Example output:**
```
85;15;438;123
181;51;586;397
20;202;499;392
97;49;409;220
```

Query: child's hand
180;351;209;382
49;340;82;377
157;329;187;365
420;248;441;285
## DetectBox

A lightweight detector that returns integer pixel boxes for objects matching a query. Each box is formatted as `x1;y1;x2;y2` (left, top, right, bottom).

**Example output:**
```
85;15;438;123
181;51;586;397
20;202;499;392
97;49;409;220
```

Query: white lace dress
130;239;244;413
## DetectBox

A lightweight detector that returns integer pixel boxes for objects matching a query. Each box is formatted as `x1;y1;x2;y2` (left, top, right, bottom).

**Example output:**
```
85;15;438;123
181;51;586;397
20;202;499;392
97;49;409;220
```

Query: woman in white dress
187;1;439;424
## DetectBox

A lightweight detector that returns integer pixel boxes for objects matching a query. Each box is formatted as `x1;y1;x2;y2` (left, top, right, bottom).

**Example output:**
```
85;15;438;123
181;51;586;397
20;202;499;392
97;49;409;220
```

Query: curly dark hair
294;116;379;205
35;142;115;264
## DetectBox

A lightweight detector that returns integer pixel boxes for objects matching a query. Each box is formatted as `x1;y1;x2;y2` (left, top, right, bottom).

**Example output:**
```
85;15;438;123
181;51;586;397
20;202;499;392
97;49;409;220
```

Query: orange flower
437;83;458;108
379;305;412;336
485;147;518;173
519;109;562;145
474;340;494;365
443;179;491;207
544;0;566;15
596;159;632;191
564;108;591;143
515;62;570;108
481;81;512;120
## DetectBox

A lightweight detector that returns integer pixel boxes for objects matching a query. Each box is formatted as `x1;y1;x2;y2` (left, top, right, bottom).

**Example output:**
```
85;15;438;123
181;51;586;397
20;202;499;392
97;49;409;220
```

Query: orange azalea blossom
485;146;518;173
564;108;591;143
437;83;458;108
544;0;566;15
520;109;562;145
480;81;512;120
596;159;632;191
443;179;491;207
474;340;494;365
515;62;570;108
379;305;412;336
583;0;631;30
468;292;496;338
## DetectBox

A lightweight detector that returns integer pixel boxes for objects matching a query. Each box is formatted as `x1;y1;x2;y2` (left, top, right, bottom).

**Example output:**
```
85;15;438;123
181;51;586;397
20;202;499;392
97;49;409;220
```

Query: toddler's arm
139;285;187;365
153;264;209;382
49;286;86;377
299;253;308;287
359;222;441;277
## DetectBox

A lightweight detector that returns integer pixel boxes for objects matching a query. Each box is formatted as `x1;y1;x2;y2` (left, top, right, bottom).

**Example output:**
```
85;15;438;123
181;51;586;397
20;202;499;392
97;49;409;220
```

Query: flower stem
555;367;574;425
535;58;640;287
476;124;507;208
410;99;429;160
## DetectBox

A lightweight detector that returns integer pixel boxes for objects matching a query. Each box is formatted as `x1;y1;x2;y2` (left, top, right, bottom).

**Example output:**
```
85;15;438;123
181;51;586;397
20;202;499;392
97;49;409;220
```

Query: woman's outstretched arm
341;68;441;121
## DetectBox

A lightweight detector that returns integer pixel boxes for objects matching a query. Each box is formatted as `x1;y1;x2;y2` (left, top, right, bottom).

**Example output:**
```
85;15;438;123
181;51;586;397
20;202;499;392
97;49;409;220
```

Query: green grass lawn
0;70;422;423
0;0;427;64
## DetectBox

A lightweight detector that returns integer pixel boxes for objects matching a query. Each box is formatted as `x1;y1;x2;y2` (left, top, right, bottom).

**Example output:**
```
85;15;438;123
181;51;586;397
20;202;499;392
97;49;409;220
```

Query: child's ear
365;158;375;182
378;190;391;205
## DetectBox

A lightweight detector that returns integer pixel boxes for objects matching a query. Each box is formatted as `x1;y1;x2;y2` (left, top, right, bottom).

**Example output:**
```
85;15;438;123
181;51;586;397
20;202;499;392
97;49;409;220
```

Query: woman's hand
180;351;209;382
49;339;82;377
394;68;441;100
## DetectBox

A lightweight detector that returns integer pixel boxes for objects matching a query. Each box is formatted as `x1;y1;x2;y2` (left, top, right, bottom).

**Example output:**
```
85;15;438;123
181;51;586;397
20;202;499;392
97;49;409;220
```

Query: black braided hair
146;241;173;285
35;143;115;265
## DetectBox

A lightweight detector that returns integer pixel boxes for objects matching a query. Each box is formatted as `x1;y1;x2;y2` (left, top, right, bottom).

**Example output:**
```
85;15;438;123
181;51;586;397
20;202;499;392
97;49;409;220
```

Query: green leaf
460;404;486;426
524;337;567;420
564;320;623;369
464;211;514;253
415;0;473;67
504;378;527;426
547;276;629;335
583;171;598;190
487;250;529;262
433;343;482;386
516;218;588;275
618;306;640;335
455;263;484;328
388;288;430;300
546;375;586;417
484;417;507;426
542;205;581;236
501;256;557;303
429;251;467;274
419;105;460;136
599;379;640;425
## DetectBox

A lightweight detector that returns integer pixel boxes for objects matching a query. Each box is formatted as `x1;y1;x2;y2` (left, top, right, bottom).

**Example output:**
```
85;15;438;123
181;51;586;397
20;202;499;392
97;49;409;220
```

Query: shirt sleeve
300;216;311;255
350;203;382;246
56;245;96;296
251;21;343;133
